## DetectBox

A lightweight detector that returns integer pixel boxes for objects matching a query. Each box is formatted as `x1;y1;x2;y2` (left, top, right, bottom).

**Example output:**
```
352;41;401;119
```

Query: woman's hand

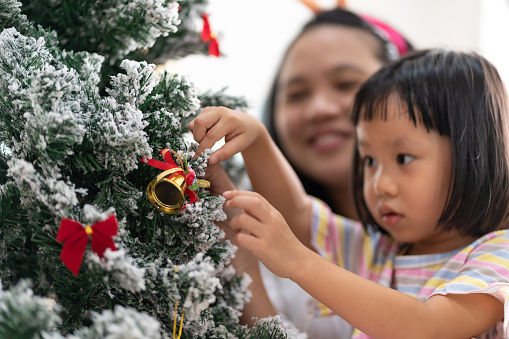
188;106;265;164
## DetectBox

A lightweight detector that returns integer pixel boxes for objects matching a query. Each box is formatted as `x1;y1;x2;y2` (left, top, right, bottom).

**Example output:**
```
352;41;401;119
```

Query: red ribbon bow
141;149;199;209
201;13;220;57
56;215;118;276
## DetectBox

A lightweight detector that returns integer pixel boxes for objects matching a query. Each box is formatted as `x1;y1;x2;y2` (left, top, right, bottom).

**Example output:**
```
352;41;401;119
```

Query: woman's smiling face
274;25;383;188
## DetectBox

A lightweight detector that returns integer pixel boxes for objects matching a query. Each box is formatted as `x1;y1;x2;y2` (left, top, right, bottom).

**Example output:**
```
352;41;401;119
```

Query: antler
296;0;322;14
297;0;348;13
337;0;347;8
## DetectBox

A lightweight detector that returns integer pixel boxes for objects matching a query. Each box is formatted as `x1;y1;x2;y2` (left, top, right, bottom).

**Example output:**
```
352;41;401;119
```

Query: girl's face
357;99;469;254
274;25;383;189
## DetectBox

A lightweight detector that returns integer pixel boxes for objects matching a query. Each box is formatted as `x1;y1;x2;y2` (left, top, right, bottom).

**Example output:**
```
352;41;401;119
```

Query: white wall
480;0;509;87
167;0;509;115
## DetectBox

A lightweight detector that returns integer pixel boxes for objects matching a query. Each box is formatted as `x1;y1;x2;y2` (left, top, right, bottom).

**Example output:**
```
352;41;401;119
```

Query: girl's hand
188;106;264;164
223;190;313;280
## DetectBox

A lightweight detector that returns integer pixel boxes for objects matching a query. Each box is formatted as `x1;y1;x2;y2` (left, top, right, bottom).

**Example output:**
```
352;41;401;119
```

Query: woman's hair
262;8;413;214
352;49;509;237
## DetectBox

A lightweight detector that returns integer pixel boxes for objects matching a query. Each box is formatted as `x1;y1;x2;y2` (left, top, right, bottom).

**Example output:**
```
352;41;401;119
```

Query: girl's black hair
352;49;509;237
262;8;413;214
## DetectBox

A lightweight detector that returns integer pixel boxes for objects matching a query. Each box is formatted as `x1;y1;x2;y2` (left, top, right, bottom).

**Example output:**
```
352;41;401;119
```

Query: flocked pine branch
129;0;212;64
0;1;299;338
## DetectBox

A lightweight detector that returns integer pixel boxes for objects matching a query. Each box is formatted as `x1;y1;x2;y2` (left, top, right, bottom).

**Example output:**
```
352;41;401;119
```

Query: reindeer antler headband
297;0;409;58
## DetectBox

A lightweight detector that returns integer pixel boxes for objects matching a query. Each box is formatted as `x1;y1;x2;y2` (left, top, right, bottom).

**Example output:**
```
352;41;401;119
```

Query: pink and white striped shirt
310;198;509;338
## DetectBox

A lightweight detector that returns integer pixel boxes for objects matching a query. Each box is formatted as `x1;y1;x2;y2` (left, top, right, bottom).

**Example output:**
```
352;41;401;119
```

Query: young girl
189;49;509;338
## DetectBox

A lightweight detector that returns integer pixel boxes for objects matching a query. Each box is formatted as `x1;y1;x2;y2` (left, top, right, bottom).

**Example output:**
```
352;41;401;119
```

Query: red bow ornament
56;215;118;276
201;13;220;57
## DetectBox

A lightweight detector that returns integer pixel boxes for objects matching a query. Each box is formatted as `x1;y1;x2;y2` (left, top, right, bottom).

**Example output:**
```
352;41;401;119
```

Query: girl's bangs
354;83;440;134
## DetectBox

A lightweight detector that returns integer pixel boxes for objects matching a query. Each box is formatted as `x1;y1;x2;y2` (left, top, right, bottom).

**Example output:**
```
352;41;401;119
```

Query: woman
263;8;412;219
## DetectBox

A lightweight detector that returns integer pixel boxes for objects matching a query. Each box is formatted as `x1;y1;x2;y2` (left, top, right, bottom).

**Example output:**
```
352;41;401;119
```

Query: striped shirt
310;198;509;338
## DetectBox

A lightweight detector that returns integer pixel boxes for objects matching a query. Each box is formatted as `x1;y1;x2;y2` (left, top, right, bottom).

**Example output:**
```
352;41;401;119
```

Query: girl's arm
224;190;504;339
189;106;314;250
296;251;502;338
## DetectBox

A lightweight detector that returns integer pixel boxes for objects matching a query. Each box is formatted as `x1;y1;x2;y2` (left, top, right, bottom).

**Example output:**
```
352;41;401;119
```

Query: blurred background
168;0;509;116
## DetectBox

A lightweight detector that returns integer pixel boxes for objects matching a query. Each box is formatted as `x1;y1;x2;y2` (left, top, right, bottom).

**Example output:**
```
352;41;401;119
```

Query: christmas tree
0;1;295;337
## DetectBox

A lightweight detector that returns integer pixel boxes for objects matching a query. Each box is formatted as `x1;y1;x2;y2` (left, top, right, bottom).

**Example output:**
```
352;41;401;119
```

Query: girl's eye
397;154;414;165
364;156;376;167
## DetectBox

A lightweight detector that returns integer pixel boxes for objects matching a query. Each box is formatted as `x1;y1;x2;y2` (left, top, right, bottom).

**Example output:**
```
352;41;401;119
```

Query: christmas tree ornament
146;167;187;213
56;215;118;276
208;34;220;57
173;266;185;339
142;149;210;214
201;13;212;42
172;296;185;339
201;13;220;57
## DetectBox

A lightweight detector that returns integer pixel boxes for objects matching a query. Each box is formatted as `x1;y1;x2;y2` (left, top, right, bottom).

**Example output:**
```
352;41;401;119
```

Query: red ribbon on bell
56;215;118;276
201;13;220;57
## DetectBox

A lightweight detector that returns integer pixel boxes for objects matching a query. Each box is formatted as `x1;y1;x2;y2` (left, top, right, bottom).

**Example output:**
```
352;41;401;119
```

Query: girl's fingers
207;135;250;164
229;211;260;234
234;232;260;253
190;115;221;156
225;192;270;236
225;191;275;224
188;107;217;141
190;107;246;162
194;120;236;161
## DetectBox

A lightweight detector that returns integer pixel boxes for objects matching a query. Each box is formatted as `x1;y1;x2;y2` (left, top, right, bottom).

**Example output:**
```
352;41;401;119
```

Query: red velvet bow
56;215;118;276
141;149;199;208
201;13;220;57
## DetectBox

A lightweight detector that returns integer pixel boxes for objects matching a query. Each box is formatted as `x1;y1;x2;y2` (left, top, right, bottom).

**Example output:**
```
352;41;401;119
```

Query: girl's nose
373;168;398;197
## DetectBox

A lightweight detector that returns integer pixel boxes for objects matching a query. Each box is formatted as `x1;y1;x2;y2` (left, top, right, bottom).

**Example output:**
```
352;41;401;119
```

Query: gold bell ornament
142;149;210;214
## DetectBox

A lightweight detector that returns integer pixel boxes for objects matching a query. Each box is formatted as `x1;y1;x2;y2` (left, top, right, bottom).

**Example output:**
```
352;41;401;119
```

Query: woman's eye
335;81;358;92
364;156;376;167
397;154;414;165
286;91;308;102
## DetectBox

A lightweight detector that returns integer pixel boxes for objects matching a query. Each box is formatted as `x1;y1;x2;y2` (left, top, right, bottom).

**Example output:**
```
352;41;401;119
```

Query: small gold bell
147;169;187;214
